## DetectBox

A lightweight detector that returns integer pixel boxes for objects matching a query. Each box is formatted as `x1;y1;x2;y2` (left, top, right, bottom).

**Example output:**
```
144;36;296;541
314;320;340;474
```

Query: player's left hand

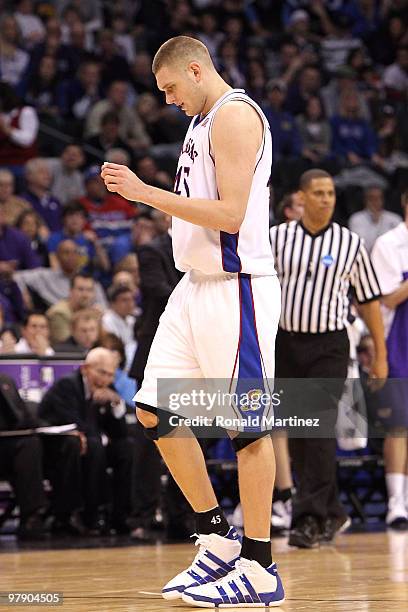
101;162;147;201
368;355;388;391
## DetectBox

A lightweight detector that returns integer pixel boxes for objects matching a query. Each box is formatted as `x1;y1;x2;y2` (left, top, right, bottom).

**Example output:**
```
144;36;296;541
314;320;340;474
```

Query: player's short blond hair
152;35;213;74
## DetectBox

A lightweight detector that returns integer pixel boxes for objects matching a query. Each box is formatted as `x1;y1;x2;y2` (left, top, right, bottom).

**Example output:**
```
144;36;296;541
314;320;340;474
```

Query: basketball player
101;36;284;608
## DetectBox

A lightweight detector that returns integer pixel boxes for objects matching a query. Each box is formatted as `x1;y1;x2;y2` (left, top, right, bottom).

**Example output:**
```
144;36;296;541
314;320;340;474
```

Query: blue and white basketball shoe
162;527;241;600
182;557;285;608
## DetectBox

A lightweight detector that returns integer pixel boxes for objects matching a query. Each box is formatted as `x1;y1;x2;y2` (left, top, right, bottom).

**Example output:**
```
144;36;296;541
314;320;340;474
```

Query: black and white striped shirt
270;220;381;333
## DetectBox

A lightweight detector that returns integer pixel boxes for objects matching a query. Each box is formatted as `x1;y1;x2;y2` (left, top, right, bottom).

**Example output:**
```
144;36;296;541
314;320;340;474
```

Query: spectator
246;59;267;105
273;191;305;224
263;79;302;161
330;89;378;165
29;17;77;82
25;55;60;120
53;308;101;354
136;93;186;148
0;323;19;353
373;104;408;177
14;311;54;355
0;373;47;540
57;0;103;34
321;65;371;121
296;96;332;164
129;213;180;384
47;272;102;344
129;52;156;96
39;348;135;534
15;0;46;49
313;5;362;74
111;13;136;65
0;13;29;88
286;9;320;50
196;9;224;60
85;80;151;152
84;110;135;167
57;60;103;125
0;168;32;225
349;186;402;252
79;166;137;249
274;40;303;88
21;158;62;231
96;28;131;87
135;156;173;190
102;285;137;370
15;209;49;267
0;275;25;324
346;47;370;78
0;202;40;270
48;201;109;275
97;332;137;405
104;147;131;166
285;65;322;117
0;81;39;170
341;0;383;39
15;239;107;310
61;15;95;65
111;270;138;293
383;44;408;102
217;40;245;89
110;213;156;268
0;204;28;325
369;12;408;66
47;143;85;205
113;253;141;293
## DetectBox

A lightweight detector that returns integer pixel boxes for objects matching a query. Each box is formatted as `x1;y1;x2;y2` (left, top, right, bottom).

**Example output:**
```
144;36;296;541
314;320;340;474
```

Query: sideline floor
0;531;407;611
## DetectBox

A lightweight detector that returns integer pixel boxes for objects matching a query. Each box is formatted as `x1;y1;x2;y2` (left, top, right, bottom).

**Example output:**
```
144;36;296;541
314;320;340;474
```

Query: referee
270;169;388;548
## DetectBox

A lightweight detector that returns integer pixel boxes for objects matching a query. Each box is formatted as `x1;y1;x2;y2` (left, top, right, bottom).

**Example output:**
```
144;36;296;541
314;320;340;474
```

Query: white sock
247;537;270;542
385;472;405;504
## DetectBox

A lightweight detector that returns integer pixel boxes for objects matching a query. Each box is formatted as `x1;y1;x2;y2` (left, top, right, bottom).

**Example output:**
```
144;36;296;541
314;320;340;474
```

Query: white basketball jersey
171;89;276;275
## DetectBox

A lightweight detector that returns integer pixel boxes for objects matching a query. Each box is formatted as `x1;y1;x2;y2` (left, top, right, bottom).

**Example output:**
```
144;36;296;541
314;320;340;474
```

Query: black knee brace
136;403;180;440
231;430;271;453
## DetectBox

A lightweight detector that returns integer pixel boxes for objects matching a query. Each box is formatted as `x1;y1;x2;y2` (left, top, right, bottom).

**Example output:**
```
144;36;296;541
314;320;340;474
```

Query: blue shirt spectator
330;90;377;162
263;80;302;160
110;234;132;267
0;225;40;270
114;368;137;405
48;230;95;270
331;115;377;161
48;202;111;284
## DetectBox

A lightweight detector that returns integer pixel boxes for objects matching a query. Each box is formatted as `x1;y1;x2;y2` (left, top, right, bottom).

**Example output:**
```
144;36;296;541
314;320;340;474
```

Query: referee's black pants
275;328;349;526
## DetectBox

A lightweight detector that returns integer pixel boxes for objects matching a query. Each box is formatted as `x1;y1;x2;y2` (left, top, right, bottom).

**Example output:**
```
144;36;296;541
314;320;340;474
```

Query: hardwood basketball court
1;530;407;611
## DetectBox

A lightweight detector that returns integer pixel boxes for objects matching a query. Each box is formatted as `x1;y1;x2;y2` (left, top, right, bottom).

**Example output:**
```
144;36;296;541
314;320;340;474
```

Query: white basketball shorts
134;270;281;415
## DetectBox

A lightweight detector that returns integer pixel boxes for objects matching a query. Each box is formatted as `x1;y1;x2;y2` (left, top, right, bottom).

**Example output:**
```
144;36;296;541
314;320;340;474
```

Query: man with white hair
39;347;134;534
21;158;62;231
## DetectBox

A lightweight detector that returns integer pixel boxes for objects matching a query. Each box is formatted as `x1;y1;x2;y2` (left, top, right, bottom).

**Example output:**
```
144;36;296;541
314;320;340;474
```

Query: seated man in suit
39;348;134;533
0;374;47;539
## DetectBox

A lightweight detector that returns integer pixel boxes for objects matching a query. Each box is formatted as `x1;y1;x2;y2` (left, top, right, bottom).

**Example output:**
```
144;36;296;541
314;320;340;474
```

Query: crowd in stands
0;0;407;540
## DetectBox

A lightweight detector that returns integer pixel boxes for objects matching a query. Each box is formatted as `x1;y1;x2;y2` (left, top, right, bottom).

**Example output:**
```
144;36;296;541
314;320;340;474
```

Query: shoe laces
189;533;214;568
215;558;254;586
